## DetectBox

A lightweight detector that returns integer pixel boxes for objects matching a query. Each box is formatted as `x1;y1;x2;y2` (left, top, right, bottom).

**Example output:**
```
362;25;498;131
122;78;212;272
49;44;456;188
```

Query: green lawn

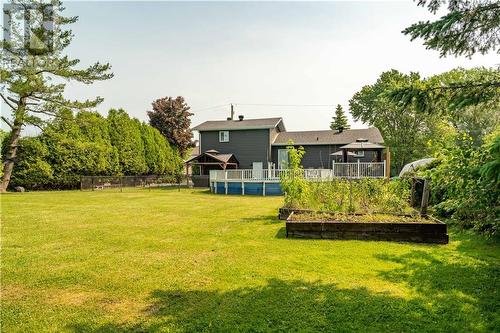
2;189;499;332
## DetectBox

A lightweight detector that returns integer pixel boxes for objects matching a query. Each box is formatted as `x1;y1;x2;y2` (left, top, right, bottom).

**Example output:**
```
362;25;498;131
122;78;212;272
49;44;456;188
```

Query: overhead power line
190;102;337;114
190;103;230;113
234;103;335;107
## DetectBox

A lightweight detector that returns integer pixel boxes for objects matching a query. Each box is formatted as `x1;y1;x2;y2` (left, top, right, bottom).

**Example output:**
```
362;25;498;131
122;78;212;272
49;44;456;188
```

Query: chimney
230;104;234;120
238;115;244;121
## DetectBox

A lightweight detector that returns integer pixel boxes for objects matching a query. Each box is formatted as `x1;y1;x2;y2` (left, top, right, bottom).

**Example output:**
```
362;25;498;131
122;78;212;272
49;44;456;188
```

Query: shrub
7;110;183;190
423;127;500;236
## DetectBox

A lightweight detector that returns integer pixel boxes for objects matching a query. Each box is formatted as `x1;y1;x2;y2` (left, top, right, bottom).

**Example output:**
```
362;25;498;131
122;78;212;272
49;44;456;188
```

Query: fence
210;163;386;182
80;175;187;191
210;169;334;182
332;161;386;178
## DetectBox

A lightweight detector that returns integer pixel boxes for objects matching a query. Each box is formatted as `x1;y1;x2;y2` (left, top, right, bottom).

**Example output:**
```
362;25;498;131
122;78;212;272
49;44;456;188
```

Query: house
187;115;388;187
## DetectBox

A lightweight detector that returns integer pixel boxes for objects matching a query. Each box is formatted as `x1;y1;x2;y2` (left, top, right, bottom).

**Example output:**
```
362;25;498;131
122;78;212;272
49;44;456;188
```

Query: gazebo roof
330;151;357;156
205;149;219;154
340;141;385;150
185;151;239;166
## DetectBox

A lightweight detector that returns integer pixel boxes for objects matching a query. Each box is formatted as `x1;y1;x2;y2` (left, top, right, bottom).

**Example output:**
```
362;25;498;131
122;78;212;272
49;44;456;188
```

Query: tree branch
0;93;17;110
1;116;14;129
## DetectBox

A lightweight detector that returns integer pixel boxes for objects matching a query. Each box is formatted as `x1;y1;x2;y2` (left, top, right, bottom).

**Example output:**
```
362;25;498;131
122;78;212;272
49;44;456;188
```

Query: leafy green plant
282;167;412;215
6;110;183;190
421;127;500;236
280;142;309;209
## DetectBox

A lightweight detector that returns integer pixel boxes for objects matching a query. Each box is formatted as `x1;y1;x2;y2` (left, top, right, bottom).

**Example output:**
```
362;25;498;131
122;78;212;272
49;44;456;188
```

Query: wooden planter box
286;212;448;244
278;207;313;220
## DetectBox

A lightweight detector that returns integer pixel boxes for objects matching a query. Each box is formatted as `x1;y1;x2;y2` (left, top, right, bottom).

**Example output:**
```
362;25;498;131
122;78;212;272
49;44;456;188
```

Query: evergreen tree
0;0;113;191
393;1;500;112
107;109;147;175
10;136;53;189
403;0;500;58
75;111;120;175
330;104;350;130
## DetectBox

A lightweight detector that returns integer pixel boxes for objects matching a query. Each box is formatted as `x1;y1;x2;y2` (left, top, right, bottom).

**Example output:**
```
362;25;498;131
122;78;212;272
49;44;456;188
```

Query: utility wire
190;103;230;113
190;102;336;114
234;103;335;107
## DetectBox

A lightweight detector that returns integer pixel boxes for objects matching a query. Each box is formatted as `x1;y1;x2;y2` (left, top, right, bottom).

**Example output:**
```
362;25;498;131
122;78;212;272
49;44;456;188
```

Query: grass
2;188;499;332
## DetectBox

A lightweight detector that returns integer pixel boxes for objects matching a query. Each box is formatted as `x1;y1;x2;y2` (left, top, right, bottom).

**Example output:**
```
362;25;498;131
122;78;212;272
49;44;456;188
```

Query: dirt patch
48;289;104;307
1;284;31;301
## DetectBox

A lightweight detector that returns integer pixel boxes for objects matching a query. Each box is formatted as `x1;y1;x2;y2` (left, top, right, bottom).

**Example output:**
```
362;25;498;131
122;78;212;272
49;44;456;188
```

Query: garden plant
281;145;412;215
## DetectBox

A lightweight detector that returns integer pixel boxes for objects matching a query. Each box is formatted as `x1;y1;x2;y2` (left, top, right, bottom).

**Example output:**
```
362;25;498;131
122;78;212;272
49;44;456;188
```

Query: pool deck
209;165;387;196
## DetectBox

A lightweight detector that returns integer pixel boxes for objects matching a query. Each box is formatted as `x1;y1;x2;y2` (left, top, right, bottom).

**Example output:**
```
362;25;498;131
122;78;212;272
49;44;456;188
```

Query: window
278;149;289;169
354;150;365;157
219;131;229;142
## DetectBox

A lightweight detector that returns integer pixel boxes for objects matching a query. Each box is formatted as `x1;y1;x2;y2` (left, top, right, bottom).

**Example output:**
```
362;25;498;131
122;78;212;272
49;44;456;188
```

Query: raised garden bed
285;211;448;244
278;207;312;220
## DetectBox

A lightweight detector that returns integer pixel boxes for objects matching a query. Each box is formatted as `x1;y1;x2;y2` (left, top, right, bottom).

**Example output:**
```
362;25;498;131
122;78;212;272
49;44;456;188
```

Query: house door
278;149;289;169
252;162;263;179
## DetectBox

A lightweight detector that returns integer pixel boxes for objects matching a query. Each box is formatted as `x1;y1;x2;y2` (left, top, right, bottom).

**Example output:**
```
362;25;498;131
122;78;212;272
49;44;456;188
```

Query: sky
2;1;499;134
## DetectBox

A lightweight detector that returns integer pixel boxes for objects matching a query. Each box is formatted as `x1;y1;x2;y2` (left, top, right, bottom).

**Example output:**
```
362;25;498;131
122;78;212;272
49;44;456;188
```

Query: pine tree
393;1;500;113
403;0;500;58
330;104;350;130
0;0;113;191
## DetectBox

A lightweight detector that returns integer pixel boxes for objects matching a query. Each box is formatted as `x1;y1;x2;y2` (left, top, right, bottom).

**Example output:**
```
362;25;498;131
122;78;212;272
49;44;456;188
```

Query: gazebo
338;138;385;163
185;150;239;187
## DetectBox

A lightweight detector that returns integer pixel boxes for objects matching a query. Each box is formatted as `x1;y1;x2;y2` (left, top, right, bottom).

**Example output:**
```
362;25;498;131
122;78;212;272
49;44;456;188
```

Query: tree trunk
1;101;25;192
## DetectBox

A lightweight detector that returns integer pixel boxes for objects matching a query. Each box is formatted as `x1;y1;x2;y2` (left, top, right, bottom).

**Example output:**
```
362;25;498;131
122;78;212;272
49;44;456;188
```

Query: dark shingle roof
193;117;284;131
207;153;234;163
185;151;237;164
272;128;383;146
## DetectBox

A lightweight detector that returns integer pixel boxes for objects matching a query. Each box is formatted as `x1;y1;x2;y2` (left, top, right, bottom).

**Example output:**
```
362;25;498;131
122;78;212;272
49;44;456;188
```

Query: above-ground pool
211;181;283;195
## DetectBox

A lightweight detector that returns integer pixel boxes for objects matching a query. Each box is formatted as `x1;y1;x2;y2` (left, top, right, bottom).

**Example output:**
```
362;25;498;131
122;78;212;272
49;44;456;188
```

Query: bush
423;127;500;236
7;110;183;190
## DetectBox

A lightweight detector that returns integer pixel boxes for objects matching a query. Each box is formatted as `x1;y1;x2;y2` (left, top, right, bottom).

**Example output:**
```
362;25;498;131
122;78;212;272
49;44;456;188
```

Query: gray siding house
190;116;385;175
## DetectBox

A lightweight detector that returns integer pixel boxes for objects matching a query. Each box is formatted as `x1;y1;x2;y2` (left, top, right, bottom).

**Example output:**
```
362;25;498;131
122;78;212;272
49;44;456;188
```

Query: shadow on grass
239;214;280;225
69;272;498;332
67;230;499;332
374;233;500;332
275;227;287;238
153;187;212;195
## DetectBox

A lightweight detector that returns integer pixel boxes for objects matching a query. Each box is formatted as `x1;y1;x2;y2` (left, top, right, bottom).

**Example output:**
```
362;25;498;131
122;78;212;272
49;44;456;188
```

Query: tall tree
349;70;446;173
0;0;113;191
392;0;500;112
108;109;147;175
330;104;350;130
147;96;194;157
403;0;500;58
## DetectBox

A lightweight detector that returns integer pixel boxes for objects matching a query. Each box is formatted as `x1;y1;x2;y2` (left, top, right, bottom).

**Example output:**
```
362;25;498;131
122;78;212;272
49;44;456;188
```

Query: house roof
272;128;384;146
193;117;285;131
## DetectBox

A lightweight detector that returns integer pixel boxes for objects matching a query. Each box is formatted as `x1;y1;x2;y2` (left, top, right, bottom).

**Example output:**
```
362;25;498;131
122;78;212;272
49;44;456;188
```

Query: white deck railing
210;162;386;181
332;161;386;178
